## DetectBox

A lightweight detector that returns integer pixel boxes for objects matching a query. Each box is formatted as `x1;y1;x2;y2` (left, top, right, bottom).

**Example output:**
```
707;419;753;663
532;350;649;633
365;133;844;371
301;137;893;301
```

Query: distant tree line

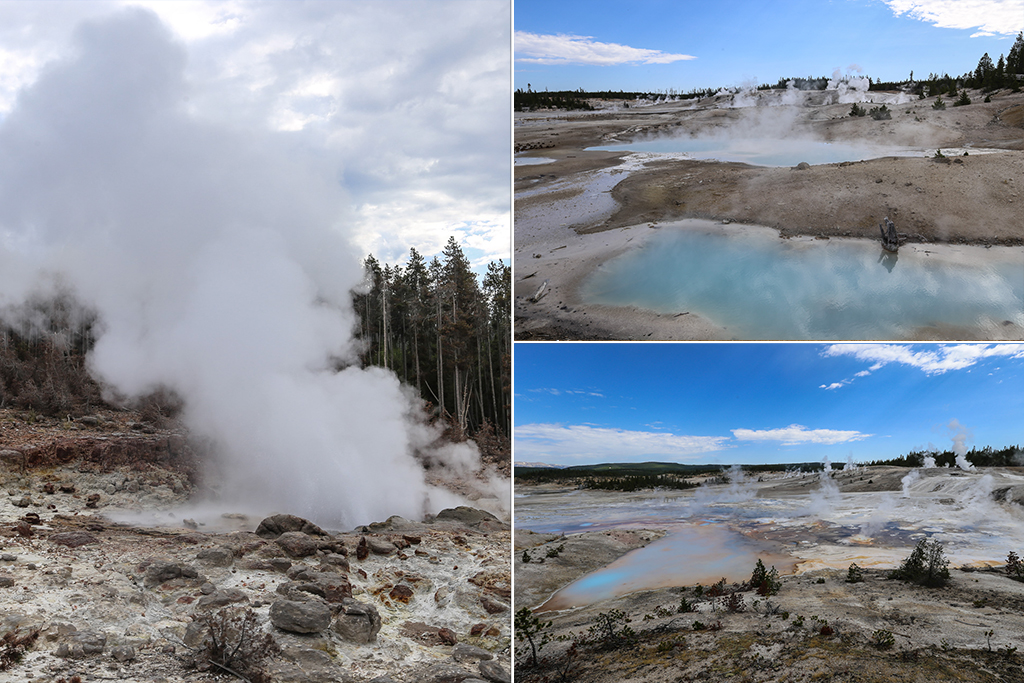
519;32;1024;112
0;293;102;415
581;473;697;492
866;444;1022;469
354;237;510;443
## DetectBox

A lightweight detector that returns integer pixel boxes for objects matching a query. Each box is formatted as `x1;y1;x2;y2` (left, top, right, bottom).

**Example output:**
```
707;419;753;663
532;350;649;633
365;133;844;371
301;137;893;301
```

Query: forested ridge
354;236;510;444
2;237;511;463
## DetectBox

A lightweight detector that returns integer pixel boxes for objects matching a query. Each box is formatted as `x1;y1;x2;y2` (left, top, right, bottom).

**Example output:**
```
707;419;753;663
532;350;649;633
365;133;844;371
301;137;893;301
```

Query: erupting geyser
0;10;506;528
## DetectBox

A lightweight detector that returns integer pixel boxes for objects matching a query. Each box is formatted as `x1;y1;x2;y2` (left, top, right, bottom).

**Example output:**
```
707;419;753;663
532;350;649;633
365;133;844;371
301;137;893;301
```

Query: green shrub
1006;551;1024;581
750;559;781;596
889;538;950;587
869;105;892;120
954;90;971;106
932;96;946;110
515;607;552;667
873;629;896;649
586;610;636;650
850;103;867;117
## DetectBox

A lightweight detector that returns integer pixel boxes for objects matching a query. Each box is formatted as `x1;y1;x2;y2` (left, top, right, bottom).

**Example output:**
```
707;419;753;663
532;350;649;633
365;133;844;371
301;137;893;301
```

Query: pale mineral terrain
0;407;510;683
514;468;1024;682
514;89;1024;340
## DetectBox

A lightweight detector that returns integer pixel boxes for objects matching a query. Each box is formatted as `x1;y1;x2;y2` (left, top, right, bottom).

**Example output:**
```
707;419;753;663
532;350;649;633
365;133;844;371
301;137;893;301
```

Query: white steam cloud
0;9;503;528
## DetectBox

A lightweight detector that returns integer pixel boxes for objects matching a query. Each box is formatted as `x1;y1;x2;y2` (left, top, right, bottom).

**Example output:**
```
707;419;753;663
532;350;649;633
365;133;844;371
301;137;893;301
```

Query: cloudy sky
0;0;510;269
515;0;1024;92
514;343;1024;466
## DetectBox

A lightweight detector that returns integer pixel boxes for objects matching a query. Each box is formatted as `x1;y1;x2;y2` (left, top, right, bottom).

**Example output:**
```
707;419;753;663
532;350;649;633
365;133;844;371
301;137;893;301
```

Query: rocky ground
0;407;510;683
514;89;1024;340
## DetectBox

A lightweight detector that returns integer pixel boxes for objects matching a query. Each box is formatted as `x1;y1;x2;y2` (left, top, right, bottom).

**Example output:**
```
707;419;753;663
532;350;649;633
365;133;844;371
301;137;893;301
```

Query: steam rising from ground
0;10;506;528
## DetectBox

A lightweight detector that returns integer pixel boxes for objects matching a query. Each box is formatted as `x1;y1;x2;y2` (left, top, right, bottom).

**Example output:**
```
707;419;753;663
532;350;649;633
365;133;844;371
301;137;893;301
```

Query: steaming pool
580;221;1024;340
586;137;923;166
517;467;1024;612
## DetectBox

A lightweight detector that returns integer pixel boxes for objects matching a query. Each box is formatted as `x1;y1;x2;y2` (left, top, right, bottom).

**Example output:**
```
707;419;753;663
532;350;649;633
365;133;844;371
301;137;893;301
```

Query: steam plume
948;419;976;471
0;9;503;528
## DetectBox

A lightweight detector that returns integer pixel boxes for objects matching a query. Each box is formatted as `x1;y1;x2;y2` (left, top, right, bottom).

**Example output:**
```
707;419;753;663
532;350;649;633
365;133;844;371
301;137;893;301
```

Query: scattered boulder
195;546;234;567
332;598;381;644
433;507;505;530
452;644;493;663
478;660;511;683
438;627;458;646
389;584;414;603
195;588;250;610
142;560;198;587
278;570;351;603
49;531;99;548
0;576;14;588
480;596;508;614
276;531;318;558
110;645;136;662
415;663;476;683
56;631;107;658
269;599;331;634
255;514;326;539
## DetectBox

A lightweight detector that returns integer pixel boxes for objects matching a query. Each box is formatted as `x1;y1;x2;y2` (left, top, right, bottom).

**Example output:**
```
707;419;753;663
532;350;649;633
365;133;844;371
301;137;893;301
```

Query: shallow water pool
587;136;919;166
580;223;1024;340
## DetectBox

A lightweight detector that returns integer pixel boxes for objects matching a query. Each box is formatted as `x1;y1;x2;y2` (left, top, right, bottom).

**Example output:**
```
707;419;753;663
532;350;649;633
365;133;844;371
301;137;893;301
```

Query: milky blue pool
581;224;1024;340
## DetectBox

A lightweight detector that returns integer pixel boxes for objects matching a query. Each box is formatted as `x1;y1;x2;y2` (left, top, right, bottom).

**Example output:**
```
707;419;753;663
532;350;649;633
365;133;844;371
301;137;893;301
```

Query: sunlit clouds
515;31;695;66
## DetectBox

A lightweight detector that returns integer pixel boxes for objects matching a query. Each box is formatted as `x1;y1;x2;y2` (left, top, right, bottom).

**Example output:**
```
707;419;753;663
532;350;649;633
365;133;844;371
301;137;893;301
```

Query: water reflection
878;249;898;273
581;222;1024;340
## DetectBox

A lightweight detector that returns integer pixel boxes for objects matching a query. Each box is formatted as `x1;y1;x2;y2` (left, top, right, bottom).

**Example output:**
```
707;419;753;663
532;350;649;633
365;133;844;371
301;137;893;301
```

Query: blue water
581;225;1024;340
587;137;917;166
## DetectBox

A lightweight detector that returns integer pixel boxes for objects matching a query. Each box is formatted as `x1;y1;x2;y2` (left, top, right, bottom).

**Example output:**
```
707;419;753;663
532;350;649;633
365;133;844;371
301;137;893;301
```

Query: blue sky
515;0;1024;92
514;343;1024;466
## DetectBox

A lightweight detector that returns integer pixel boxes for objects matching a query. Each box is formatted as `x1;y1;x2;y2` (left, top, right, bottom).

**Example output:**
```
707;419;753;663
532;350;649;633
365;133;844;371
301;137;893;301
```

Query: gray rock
143;560;197;587
48;531;99;548
255;514;326;539
269;599;331;634
433;507;503;528
111;645;136;662
276;531;318;558
478;660;511;683
452;643;494;663
277;570;351;604
416;663;476;683
57;631;106;658
195;587;250;610
196;546;234;567
0;576;14;588
331;598;381;644
367;538;396;556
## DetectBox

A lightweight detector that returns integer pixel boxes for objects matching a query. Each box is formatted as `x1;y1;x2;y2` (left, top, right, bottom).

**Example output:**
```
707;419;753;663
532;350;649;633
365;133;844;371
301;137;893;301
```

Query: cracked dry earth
0;408;511;683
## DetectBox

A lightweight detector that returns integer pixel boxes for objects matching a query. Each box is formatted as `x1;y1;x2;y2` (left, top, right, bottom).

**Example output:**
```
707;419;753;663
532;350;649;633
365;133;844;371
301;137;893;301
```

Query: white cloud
882;0;1024;37
820;381;847;390
515;31;695;66
823;344;1024;375
732;424;871;446
0;1;511;266
515;424;730;464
